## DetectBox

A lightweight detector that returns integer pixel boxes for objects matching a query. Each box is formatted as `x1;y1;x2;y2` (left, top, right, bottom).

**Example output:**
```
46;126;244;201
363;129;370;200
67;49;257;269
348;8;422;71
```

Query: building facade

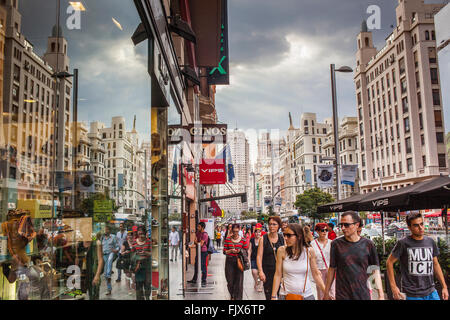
355;0;448;193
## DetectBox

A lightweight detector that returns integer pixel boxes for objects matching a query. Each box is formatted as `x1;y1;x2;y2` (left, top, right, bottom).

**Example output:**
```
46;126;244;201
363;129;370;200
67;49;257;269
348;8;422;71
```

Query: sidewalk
169;247;266;300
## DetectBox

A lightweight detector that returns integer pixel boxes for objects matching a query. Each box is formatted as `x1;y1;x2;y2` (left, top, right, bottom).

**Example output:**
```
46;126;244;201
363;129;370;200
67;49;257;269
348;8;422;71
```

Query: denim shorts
251;259;258;270
406;290;440;300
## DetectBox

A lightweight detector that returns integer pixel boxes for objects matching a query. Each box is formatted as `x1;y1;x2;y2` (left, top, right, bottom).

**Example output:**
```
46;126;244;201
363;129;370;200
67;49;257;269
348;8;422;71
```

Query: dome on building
52;25;64;38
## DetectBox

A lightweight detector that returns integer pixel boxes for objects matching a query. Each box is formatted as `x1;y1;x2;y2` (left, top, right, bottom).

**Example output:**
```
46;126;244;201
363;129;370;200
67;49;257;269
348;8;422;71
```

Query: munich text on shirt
407;247;433;276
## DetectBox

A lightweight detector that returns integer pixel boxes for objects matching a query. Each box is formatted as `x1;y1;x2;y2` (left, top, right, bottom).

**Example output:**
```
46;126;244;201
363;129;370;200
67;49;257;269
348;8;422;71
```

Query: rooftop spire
361;20;368;33
288;112;294;130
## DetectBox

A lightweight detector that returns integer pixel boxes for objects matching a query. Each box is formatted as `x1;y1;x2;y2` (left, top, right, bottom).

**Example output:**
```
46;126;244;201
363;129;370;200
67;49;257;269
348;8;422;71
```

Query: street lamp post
330;64;352;228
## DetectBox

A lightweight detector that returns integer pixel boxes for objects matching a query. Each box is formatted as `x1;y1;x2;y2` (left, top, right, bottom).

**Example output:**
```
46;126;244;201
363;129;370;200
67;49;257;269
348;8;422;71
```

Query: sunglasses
318;229;327;232
339;222;357;228
283;233;297;238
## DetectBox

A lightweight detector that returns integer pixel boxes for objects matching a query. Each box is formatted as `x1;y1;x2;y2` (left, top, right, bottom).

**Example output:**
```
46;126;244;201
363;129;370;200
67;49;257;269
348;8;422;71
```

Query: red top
223;236;249;257
328;231;337;240
131;239;152;256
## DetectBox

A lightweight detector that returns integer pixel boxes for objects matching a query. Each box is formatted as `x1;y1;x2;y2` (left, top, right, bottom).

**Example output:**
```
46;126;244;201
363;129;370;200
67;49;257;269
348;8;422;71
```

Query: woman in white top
311;222;335;300
271;223;326;300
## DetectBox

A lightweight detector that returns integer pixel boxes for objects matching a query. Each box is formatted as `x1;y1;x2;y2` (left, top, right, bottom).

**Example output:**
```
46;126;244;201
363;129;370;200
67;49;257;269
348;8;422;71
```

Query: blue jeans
406;290;440;300
201;251;208;282
103;252;115;291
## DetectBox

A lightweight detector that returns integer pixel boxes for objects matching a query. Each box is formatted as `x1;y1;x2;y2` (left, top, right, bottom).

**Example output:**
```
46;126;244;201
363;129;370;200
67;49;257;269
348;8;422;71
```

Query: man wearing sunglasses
323;211;384;300
386;212;448;300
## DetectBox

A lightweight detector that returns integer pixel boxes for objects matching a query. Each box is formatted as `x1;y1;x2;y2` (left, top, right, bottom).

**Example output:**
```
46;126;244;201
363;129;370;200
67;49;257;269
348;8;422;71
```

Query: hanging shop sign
17;199;52;219
207;0;229;85
168;124;227;144
199;160;226;185
139;0;187;111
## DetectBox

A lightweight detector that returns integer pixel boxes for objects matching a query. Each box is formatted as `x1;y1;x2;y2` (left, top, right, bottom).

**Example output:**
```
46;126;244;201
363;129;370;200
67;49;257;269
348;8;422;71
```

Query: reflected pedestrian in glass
119;231;135;295
223;224;249;300
257;216;285;300
271;224;326;300
101;225;119;295
84;232;104;300
131;226;152;300
311;223;334;300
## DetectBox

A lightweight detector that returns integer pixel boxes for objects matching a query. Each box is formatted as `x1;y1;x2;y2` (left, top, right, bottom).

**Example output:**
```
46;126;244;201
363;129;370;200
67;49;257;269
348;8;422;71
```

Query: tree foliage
294;187;334;221
240;211;259;220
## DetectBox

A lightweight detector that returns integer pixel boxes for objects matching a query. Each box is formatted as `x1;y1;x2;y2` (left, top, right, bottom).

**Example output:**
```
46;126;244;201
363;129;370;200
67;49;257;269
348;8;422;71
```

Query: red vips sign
200;159;226;185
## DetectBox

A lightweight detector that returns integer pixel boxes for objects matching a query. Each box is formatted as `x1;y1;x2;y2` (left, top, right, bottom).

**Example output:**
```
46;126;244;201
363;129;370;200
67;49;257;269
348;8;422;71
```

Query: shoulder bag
284;248;309;300
314;239;328;269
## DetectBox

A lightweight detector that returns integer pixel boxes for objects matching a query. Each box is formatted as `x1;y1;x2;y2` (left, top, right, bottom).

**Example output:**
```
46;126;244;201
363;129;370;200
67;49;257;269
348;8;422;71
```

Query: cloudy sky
19;0;450;164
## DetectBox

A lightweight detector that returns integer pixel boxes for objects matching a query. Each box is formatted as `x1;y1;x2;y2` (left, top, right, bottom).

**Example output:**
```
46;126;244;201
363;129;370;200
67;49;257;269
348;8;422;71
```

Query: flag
171;146;179;183
226;145;235;183
317;165;334;188
209;200;222;217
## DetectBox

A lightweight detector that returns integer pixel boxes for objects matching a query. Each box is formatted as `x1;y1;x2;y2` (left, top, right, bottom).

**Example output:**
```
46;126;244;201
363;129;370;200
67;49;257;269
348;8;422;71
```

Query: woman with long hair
248;227;263;292
223;224;249;300
256;216;285;300
271;223;326;300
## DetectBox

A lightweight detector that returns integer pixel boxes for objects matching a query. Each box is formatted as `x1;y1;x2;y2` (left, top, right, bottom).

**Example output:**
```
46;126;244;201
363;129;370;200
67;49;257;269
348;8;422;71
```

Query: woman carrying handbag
271;223;326;300
223;224;249;300
311;223;335;300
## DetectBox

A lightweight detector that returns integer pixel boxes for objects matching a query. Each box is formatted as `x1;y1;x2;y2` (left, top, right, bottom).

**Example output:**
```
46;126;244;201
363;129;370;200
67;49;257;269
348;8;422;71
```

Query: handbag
284;248;309;300
237;255;244;272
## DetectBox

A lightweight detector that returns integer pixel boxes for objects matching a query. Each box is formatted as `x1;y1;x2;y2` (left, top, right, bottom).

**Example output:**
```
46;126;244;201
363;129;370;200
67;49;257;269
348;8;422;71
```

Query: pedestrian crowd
216;211;448;301
90;222;154;300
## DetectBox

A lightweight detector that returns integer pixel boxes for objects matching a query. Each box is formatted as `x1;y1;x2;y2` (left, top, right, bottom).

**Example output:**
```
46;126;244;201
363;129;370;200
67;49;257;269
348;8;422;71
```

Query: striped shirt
223;236;249;257
131;239;152;256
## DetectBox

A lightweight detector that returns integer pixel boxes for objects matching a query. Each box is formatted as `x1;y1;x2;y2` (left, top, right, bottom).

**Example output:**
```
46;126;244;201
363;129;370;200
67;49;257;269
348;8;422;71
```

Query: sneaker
105;290;111;296
170;259;173;262
201;281;207;287
187;279;197;284
128;291;133;295
116;279;121;282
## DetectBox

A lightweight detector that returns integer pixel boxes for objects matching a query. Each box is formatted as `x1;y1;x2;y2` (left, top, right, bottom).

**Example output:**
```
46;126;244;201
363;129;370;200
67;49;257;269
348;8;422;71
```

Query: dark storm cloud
20;0;150;137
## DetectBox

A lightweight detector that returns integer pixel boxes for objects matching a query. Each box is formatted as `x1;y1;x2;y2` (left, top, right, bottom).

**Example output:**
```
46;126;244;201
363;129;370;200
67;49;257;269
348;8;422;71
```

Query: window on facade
405;137;411;153
434;110;442;128
402;97;408;113
430;68;438;84
404;117;410;133
436;132;444;143
407;158;413;172
428;47;437;63
425;31;430;40
399;58;405;75
438;154;446;167
432;89;440;105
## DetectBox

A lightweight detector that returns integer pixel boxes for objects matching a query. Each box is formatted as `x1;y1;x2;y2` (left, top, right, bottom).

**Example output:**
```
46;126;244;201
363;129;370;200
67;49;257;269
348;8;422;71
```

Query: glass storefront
0;0;167;300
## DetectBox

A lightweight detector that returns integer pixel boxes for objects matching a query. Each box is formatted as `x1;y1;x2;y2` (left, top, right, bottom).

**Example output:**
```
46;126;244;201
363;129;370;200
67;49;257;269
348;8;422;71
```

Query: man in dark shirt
323;211;384;300
187;222;209;286
386;212;448;300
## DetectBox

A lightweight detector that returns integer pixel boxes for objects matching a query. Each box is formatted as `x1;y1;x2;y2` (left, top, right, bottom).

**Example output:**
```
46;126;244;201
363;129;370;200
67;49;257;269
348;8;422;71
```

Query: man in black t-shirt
386;212;448;300
323;211;384;300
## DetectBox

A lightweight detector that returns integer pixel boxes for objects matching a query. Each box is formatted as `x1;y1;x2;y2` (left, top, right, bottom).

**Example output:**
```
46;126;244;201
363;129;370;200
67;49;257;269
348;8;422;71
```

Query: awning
357;175;450;212
317;189;389;213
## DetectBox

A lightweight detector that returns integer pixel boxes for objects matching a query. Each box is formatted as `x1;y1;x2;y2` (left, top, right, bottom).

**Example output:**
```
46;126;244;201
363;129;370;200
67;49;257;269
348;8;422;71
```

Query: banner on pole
317;165;334;188
340;165;358;186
